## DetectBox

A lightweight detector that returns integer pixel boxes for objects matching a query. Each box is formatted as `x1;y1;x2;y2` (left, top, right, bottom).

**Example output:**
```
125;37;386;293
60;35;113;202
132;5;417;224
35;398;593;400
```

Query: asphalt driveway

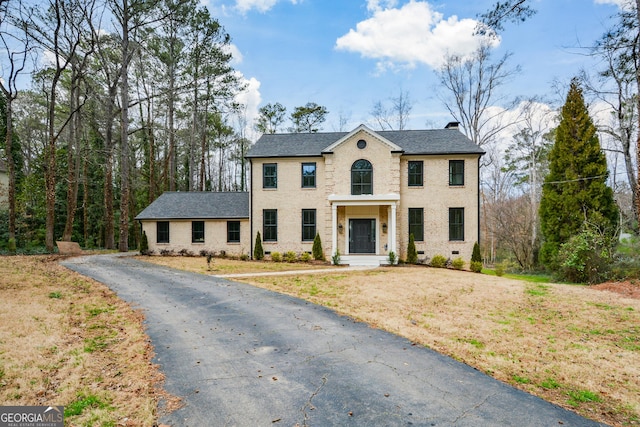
61;254;607;427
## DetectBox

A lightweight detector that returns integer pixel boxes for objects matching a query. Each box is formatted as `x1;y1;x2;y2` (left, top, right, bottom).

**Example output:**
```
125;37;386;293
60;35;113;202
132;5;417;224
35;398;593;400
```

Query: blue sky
204;0;625;137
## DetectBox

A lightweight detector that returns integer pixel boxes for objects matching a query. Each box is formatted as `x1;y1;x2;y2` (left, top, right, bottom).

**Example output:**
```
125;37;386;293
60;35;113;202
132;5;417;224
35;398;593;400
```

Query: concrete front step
340;255;388;266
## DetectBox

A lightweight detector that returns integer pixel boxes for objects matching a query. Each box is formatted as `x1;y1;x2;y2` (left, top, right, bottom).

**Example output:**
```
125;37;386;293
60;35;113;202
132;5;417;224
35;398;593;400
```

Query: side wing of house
135;192;251;257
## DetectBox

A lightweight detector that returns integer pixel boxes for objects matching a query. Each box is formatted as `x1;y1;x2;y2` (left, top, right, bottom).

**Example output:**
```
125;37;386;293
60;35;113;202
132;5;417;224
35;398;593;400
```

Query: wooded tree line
0;0;253;252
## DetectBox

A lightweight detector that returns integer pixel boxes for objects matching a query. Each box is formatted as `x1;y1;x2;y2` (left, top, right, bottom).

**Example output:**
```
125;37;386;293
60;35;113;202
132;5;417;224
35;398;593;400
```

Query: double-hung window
302;163;316;188
192;221;205;243
157;221;170;243
302;209;316;241
449;160;464;186
227;221;240;243
449;208;464;241
408;161;423;187
263;163;277;189
408;208;424;241
263;209;278;241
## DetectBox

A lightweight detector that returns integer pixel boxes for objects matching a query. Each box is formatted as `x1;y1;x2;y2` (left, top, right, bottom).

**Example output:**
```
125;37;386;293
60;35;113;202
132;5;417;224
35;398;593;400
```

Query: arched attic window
351;159;373;195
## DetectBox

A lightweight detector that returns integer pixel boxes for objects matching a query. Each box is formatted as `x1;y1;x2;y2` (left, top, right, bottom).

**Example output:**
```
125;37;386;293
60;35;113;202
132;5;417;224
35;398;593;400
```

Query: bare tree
370;100;393;131
583;25;639;227
0;0;31;246
437;43;520;150
392;90;413;130
370;90;414;131
26;0;96;252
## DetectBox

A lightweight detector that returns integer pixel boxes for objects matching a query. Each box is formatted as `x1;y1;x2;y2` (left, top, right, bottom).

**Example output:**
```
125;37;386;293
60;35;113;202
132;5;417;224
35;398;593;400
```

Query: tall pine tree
539;78;618;268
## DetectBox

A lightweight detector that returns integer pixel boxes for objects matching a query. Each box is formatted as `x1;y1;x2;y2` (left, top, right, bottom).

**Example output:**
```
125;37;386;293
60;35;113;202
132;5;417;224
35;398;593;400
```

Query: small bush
557;225;614;284
206;252;214;269
254;232;264;260
179;248;195;257
271;251;282;262
470;260;483;273
240;253;250;261
452;257;464;270
430;254;447;268
219;250;227;258
472;242;482;263
160;249;174;256
388;251;397;265
300;252;312;262
312;233;325;261
406;234;418;264
332;249;341;265
199;249;211;257
139;232;149;255
284;251;298;263
495;261;508;277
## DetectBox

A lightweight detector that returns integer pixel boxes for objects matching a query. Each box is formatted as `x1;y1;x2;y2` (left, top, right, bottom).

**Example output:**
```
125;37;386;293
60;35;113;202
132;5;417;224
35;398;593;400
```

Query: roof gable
135;192;249;220
322;124;402;153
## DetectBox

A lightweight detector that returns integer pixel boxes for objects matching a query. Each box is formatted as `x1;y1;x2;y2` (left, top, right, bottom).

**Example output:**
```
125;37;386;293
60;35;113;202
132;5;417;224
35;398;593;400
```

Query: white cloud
593;0;632;9
367;0;398;13
224;43;243;65
234;75;262;137
235;0;298;14
335;0;498;70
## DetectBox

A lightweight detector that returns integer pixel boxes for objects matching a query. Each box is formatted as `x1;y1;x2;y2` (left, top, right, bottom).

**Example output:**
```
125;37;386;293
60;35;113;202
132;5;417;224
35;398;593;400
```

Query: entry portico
329;194;399;265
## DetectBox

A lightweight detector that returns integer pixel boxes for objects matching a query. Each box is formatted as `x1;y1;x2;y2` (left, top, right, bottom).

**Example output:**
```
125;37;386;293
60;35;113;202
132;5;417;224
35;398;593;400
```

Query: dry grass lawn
141;255;640;427
0;255;174;426
3;253;638;426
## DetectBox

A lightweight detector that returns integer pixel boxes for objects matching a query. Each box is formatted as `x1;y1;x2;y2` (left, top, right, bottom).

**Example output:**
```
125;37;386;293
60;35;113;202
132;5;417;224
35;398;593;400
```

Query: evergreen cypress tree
539;78;618;269
139;231;149;255
406;233;418;264
254;231;264;260
312;233;324;261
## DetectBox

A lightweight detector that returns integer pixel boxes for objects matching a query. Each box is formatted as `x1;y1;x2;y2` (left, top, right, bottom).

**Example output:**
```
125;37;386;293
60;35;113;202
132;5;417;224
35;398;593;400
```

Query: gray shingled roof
135;192;249;220
246;127;485;158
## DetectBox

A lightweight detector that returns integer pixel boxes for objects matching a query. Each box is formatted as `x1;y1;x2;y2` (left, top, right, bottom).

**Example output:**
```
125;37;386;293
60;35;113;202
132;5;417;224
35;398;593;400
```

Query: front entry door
349;219;376;254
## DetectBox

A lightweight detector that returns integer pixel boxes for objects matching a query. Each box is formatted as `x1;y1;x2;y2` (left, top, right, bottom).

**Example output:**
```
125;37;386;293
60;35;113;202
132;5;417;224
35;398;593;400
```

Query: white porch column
332;203;338;258
390;202;397;257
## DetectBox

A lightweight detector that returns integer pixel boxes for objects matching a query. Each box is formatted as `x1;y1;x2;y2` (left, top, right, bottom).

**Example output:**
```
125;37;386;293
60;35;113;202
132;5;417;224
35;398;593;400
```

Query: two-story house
247;123;483;265
135;123;484;265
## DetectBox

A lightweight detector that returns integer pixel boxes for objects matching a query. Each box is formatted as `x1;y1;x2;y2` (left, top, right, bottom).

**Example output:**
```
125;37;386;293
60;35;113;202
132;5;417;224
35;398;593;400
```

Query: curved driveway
62;254;606;427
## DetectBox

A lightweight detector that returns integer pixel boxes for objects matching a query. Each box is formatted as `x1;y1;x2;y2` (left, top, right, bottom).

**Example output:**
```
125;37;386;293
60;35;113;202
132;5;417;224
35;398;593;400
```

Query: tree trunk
4;98;16;244
118;5;131;253
63;65;81;241
103;98;115;249
635;0;640;231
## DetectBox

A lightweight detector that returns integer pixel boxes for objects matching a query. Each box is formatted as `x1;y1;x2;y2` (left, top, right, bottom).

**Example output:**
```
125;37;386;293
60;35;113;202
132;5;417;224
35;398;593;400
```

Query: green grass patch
64;394;108;417
526;284;550;297
48;291;62;299
513;375;531;384
86;305;114;317
457;338;485;349
567;389;602;407
541;377;561;389
483;270;553;284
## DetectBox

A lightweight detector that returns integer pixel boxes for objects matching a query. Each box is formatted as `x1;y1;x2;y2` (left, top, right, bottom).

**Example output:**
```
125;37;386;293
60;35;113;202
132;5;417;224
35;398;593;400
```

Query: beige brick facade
141;219;251;256
249;126;482;264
